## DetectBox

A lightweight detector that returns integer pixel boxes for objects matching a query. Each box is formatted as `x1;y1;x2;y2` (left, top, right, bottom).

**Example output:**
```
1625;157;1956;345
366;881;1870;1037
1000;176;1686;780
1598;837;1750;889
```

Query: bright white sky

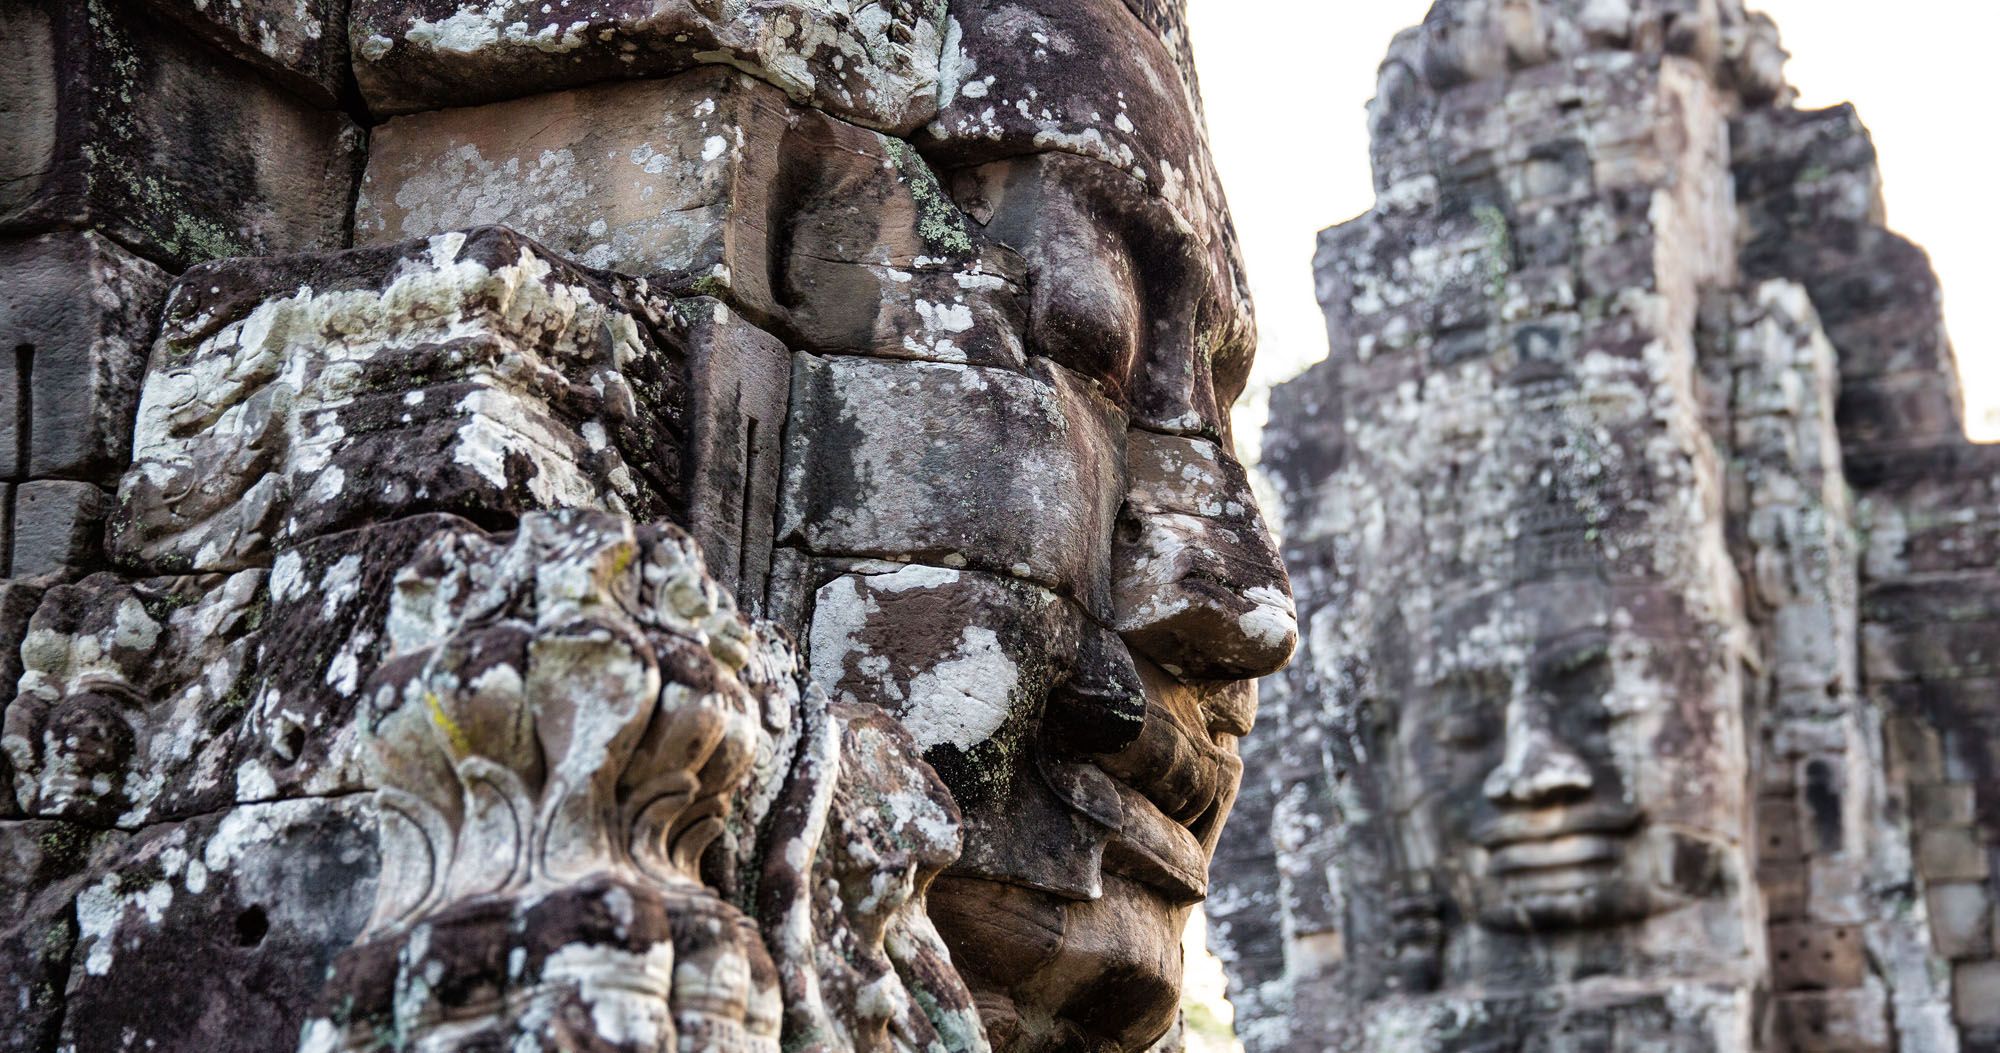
1190;0;2000;442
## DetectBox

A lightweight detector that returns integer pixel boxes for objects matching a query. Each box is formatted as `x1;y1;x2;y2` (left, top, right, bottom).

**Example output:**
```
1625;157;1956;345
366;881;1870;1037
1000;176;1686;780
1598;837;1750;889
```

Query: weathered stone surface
1115;430;1293;680
358;67;1030;370
110;227;692;574
778;353;1126;615
686;301;792;607
0;0;362;270
1733;104;1966;463
350;0;948;131
952;152;1253;439
0;819;124;1052
4;2;1279;1051
145;0;349;104
299;511;985;1053
60;798;380;1053
11;480;107;579
357;68;789;287
925;0;1252;344
1;515;479;831
0;233;170;483
0;484;11;579
1217;3;1969;1051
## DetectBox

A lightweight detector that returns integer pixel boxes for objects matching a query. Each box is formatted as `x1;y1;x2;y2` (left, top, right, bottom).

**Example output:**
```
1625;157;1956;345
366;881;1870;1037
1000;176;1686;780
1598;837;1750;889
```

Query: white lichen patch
125;238;661;570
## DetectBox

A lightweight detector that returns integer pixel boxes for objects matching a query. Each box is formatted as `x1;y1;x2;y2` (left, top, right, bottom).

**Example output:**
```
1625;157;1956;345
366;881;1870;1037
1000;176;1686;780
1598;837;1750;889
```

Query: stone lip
1472;803;1646;853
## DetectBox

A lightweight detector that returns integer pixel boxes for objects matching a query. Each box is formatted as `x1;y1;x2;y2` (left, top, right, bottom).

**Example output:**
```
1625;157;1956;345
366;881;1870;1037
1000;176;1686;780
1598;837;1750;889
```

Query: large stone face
0;2;1289;1051
1213;2;1978;1051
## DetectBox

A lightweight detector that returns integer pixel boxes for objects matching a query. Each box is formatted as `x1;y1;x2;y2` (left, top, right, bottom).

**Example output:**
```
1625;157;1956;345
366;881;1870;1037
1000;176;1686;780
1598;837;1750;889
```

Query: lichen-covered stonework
1213;2;1986;1050
1;1;1280;1051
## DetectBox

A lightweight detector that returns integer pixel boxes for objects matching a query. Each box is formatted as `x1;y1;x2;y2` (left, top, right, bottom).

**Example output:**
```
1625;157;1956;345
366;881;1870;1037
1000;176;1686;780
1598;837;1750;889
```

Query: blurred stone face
1324;366;1752;987
1391;580;1738;934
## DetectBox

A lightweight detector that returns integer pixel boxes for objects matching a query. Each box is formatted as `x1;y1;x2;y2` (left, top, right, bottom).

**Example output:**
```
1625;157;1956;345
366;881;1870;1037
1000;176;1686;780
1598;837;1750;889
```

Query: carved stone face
1323;379;1752;987
1391;580;1737;934
799;157;1293;1049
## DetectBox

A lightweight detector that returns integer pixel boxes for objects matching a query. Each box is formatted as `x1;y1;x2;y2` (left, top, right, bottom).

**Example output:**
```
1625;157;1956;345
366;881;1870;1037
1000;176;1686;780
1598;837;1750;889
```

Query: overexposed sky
1191;0;2000;441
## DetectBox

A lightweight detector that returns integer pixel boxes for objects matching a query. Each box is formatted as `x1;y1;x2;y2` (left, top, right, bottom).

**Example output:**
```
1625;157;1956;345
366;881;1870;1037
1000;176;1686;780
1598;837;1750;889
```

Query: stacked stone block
1859;445;2000;1046
1;6;362;1043
0;0;361;583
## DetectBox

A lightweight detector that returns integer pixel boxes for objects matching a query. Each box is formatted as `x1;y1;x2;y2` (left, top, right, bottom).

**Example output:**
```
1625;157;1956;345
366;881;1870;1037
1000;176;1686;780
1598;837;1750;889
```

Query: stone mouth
1486;833;1626;877
1473;803;1643;854
1101;780;1211;903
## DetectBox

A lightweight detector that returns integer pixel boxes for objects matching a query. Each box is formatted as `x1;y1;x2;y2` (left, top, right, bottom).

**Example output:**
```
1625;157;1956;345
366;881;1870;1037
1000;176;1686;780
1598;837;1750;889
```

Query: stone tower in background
1215;0;1995;1049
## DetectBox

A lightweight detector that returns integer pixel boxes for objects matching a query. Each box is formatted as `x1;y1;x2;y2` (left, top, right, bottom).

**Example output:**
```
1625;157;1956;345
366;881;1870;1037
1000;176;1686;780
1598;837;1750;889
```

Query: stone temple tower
1214;1;1998;1050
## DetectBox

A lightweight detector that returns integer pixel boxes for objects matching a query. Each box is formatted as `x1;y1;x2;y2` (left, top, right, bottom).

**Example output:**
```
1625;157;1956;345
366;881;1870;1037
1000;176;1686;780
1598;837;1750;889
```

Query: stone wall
1216;1;1984;1050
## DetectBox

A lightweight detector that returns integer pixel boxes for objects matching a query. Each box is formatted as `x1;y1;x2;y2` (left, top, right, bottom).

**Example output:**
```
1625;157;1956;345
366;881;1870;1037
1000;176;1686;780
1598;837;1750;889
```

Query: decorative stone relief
3;0;1281;1050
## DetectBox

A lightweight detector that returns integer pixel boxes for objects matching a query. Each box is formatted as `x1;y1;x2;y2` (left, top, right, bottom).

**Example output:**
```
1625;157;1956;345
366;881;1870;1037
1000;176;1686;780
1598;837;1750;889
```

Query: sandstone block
1913;783;1978;828
1955;960;2000;1029
57;798;378;1053
145;0;348;104
0;233;170;483
0;364;16;483
0;0;362;271
1758;794;1805;862
0;819;124;1051
808;564;1080;763
11;480;105;579
1769;922;1868;992
359;69;1017;366
926;0;1243;297
1759;860;1807;922
350;0;945;131
1918;826;1991;883
1768;988;1890;1052
1928;883;1993;961
778;353;1124;614
357;68;791;294
685;300;792;607
0;577;41;708
111;228;691;573
953;152;1253;439
782;247;1030;370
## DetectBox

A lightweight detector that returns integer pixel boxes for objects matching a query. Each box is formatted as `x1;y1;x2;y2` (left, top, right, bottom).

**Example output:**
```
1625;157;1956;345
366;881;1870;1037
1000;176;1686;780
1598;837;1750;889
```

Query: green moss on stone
881;137;974;257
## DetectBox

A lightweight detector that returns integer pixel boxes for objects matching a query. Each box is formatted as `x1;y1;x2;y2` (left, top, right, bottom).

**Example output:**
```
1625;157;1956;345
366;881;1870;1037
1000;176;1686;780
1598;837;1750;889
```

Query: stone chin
929;868;1191;1053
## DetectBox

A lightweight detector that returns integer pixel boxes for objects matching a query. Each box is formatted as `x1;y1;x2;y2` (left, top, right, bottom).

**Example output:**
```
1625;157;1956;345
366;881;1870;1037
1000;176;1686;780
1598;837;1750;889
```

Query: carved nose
1111;430;1297;680
1482;698;1593;806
